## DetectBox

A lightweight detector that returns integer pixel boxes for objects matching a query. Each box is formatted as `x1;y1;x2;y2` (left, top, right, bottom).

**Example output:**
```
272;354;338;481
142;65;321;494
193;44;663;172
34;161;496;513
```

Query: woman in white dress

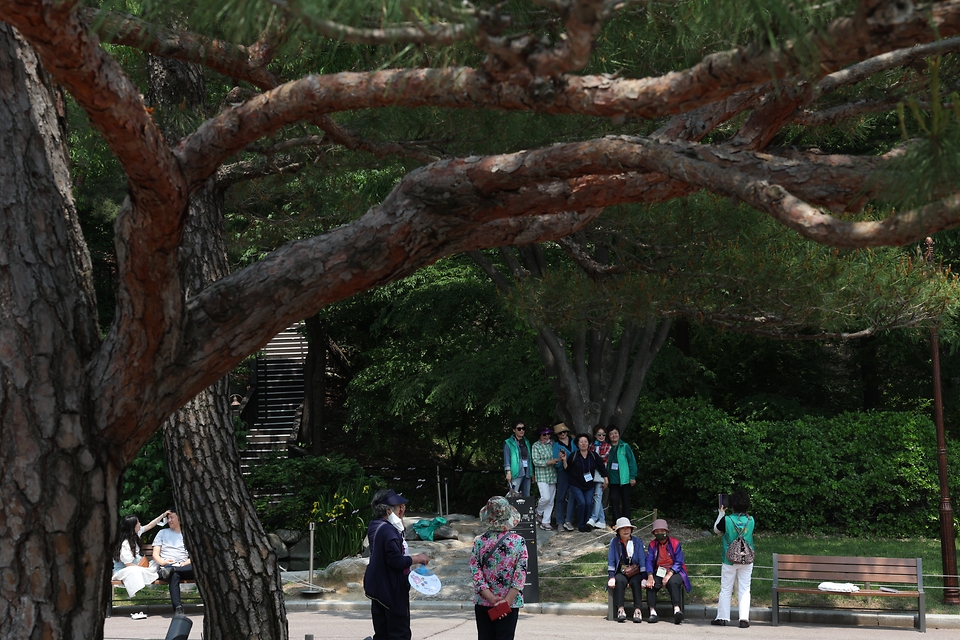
111;512;168;598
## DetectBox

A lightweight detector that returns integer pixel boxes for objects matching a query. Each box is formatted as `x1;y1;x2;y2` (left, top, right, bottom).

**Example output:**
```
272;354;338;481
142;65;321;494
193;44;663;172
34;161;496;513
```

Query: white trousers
536;482;556;524
717;562;753;621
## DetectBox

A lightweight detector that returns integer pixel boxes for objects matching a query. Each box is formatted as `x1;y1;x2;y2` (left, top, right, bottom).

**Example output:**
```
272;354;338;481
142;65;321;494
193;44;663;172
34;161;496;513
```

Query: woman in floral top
470;496;528;640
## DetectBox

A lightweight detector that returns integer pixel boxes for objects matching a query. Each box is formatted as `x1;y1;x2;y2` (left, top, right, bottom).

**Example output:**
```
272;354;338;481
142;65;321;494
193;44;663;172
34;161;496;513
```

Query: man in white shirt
152;508;194;614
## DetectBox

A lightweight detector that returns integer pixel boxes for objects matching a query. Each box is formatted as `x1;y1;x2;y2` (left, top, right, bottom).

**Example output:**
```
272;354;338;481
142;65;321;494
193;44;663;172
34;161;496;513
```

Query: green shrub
637;398;958;536
246;454;375;532
119;431;173;541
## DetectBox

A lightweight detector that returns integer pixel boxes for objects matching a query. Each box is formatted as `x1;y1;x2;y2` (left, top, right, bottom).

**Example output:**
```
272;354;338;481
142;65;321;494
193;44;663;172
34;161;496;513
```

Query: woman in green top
712;490;755;628
605;427;637;524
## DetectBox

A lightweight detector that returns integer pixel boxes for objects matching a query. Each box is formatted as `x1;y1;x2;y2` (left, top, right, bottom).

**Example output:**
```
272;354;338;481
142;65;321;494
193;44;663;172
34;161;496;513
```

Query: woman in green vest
503;420;532;497
605;427;637;524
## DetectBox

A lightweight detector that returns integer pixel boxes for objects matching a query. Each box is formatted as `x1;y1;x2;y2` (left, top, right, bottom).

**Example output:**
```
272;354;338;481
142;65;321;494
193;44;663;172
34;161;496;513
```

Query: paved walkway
104;601;959;639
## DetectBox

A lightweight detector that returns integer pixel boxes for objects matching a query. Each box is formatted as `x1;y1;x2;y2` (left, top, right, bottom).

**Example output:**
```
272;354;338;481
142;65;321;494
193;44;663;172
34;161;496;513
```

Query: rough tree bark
0;23;109;638
161;180;288;640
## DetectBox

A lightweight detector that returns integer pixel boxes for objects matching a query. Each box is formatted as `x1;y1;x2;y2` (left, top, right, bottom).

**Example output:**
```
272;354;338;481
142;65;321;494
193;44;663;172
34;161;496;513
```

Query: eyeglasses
515;427;525;431
596;432;606;437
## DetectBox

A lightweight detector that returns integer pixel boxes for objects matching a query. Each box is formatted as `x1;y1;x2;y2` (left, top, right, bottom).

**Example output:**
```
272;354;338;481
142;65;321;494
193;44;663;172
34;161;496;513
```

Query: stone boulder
443;513;475;523
275;529;301;545
432;525;459;541
267;533;289;559
287;537;315;561
320;557;369;581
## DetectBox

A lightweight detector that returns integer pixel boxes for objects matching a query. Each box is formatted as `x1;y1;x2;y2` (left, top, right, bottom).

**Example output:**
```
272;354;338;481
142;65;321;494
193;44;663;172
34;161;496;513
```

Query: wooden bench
606;584;683;621
108;547;199;616
772;553;925;632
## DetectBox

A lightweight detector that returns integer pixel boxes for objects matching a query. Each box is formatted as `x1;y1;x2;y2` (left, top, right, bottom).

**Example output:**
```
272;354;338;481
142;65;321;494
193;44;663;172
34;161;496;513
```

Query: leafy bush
309;477;371;565
119;431;173;542
246;454;376;532
638;397;959;536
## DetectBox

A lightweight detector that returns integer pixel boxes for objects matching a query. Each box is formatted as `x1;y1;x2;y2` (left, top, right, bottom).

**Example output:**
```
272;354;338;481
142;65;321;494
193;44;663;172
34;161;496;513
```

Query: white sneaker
586;519;597;528
592;520;606;529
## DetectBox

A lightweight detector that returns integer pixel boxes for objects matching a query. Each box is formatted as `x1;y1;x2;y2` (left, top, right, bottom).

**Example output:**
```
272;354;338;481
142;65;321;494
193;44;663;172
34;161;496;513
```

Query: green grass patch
540;533;960;613
110;583;203;609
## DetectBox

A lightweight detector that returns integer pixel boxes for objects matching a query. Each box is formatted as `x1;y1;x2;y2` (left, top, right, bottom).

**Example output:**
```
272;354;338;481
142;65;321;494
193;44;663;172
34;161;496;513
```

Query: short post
301;522;322;597
308;521;315;587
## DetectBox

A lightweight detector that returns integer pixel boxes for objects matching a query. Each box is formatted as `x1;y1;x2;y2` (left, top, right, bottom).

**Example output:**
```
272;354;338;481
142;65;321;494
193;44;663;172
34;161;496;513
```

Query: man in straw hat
551;422;575;530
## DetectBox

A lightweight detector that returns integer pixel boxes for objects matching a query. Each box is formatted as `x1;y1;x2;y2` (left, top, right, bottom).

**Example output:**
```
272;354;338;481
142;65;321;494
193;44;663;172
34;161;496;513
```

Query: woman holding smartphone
712;490;756;628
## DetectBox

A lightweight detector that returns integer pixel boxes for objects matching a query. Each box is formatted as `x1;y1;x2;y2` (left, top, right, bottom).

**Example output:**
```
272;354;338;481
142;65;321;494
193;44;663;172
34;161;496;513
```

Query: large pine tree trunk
0;24;111;639
146;49;289;638
162;181;288;639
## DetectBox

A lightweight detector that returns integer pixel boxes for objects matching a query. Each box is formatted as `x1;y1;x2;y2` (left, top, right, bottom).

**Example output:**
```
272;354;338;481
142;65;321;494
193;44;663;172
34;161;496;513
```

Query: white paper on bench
817;582;860;592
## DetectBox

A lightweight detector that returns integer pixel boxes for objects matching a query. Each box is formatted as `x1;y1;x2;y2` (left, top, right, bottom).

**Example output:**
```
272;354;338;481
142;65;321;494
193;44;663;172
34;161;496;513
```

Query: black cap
377;489;408;506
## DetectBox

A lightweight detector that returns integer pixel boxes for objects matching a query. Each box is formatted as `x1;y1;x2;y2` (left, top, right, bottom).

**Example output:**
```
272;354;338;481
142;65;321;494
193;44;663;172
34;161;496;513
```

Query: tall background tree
470;195;958;436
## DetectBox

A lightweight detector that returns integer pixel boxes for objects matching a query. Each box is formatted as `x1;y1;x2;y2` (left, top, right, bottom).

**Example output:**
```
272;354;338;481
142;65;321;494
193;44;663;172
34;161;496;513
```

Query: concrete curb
279;600;960;629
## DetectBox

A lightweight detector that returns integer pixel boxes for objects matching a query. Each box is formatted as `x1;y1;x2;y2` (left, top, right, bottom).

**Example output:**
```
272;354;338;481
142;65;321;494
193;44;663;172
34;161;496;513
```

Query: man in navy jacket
364;489;430;640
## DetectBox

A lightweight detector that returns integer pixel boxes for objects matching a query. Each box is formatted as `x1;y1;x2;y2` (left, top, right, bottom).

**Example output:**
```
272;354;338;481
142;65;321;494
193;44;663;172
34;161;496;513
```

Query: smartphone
718;493;729;509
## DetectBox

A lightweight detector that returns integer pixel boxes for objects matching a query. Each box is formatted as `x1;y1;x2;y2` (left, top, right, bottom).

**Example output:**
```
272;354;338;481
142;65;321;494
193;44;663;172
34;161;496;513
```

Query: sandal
617;608;626;623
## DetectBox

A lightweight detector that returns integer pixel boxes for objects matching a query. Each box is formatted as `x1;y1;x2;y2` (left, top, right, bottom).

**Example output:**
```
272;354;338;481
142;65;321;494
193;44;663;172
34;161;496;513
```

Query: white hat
614;517;636;532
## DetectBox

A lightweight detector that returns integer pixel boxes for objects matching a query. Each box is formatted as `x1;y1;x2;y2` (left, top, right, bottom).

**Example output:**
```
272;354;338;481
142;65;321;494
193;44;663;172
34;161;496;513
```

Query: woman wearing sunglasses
503;420;533;497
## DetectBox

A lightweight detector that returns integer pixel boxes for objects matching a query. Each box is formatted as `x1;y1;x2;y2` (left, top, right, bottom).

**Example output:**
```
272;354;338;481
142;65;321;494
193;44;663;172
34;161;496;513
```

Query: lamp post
924;237;960;605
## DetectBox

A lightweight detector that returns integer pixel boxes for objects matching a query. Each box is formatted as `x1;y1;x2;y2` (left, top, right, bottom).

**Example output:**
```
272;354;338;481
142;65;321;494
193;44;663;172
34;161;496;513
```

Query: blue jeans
590;483;605;524
509;475;531;497
567;484;594;530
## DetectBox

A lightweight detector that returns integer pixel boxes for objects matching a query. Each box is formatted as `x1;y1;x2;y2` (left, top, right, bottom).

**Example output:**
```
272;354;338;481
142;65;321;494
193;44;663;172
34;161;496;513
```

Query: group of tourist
507;420;637;533
363;486;754;639
110;430;753;639
606;490;756;627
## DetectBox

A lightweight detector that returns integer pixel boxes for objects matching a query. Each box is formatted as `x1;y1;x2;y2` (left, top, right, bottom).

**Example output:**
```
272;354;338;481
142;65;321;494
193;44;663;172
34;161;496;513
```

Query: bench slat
775;554;917;567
